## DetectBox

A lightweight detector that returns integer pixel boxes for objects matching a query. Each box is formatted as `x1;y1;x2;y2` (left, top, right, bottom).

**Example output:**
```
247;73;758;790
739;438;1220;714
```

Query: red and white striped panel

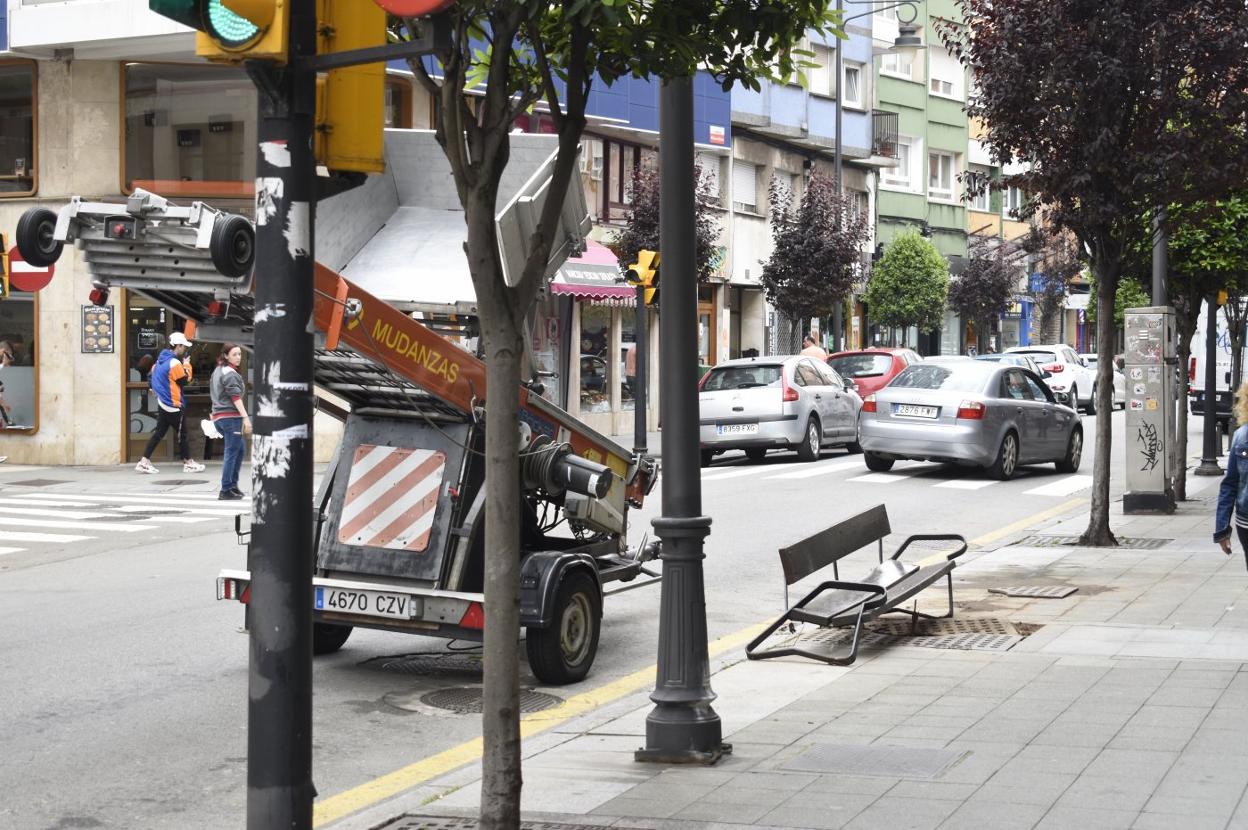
338;444;446;552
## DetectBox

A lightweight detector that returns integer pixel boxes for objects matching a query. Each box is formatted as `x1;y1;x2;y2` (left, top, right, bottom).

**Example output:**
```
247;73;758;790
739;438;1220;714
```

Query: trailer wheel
312;622;353;655
15;207;63;267
210;214;255;278
526;570;600;685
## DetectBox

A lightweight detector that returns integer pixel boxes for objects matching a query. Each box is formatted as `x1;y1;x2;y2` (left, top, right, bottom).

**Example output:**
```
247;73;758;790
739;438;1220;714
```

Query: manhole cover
420;686;563;715
781;743;967;779
1017;535;1172;550
363;652;485;678
155;479;210;486
989;585;1079;599
5;479;71;487
380;818;624;830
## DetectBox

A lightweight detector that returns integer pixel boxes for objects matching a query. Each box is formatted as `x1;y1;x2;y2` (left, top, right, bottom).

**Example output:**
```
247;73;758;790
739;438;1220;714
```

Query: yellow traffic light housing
1217;290;1229;307
625;249;660;305
196;0;289;63
314;0;387;174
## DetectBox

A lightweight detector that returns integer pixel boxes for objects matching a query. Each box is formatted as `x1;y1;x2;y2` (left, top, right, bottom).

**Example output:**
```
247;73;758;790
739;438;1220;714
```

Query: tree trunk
1080;257;1119;546
1227;298;1245;429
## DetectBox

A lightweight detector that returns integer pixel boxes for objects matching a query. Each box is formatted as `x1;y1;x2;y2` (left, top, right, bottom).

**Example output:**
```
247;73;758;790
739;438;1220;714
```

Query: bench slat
826;561;955;627
779;503;891;585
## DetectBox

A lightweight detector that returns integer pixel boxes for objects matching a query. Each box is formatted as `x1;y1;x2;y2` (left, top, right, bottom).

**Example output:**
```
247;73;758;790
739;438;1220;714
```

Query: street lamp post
833;0;923;352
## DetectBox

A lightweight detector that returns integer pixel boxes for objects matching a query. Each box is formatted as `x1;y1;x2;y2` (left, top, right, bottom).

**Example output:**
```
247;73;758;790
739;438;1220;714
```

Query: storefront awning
550;240;634;304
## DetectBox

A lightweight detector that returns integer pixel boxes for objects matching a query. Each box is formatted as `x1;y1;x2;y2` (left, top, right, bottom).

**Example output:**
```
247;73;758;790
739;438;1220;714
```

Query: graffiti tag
1136;422;1160;472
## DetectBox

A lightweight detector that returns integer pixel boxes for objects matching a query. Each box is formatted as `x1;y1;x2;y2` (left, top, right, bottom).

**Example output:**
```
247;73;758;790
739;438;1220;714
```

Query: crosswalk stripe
1022;475;1093;497
846;463;935;484
701;466;783;482
0;497;107;508
17;492;238;509
148;516;218;524
766;459;865;480
0;516;155;533
0;506;115;520
0;547;24;555
0;530;92;543
109;505;248;517
934;478;999;490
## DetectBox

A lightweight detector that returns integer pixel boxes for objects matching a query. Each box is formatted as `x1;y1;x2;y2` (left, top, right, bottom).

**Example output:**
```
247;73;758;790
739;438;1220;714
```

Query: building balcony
872;110;899;159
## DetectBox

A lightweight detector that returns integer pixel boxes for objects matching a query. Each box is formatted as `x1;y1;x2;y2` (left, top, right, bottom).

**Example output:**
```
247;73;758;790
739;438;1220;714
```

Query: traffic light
1217;290;1229;307
625;249;660;306
148;0;288;63
314;0;386;174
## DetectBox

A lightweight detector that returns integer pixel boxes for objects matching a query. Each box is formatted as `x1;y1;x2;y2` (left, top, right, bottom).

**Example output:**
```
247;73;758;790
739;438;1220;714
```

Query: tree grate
420;686;563;715
379;818;626;830
1016;535;1172;550
988;585;1079;599
793;616;1030;653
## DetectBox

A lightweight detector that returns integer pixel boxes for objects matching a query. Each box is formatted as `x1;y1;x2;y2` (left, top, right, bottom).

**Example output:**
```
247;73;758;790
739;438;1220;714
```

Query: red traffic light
372;0;453;14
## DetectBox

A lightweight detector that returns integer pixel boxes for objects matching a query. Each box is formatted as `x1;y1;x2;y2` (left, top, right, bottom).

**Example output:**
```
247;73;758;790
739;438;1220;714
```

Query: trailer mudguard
519;551;602;628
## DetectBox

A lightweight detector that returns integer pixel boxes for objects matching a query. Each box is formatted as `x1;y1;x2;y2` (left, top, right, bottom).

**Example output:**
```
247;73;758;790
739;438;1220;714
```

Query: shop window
124;62;257;198
0;60;36;197
0;290;38;432
579;305;612;413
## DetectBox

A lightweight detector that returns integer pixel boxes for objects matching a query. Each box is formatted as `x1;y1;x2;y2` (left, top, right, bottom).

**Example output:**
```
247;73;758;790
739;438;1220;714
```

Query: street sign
8;245;54;292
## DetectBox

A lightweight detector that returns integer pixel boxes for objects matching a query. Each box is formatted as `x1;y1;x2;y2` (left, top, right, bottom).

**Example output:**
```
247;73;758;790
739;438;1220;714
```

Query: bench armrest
891;533;968;563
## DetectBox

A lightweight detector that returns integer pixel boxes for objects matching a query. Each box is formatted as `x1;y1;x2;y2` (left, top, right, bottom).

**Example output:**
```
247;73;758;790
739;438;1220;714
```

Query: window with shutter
733;160;759;212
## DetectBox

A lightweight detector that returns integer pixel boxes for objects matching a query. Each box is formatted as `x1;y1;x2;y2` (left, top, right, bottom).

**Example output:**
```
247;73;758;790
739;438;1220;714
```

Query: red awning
551;240;634;303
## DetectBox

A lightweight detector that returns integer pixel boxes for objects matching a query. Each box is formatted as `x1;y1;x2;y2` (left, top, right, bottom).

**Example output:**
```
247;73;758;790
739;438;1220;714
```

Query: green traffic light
205;0;259;47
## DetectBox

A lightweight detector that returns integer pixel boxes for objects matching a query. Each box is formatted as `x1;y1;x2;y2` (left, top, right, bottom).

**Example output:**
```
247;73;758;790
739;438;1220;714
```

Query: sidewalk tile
1106;726;1195;753
1083;749;1179;781
1131;812;1231;830
1147;685;1224;708
1032;723;1119;748
1056;776;1157;812
885;781;980;801
974;770;1076;806
1125;705;1209;728
1035;806;1139;829
937;800;1047;830
759;795;876;830
843;796;959;830
1145;789;1243;817
590;795;683;820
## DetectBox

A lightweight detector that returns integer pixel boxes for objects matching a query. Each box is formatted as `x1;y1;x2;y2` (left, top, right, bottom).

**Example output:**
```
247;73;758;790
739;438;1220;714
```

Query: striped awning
550;240;634;304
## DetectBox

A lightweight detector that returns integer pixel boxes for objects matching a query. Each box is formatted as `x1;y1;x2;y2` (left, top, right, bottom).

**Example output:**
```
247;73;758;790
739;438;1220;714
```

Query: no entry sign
8;246;54;292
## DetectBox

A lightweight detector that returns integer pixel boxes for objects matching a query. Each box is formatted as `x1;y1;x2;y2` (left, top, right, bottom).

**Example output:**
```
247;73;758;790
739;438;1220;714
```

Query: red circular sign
8;246;55;292
372;0;455;16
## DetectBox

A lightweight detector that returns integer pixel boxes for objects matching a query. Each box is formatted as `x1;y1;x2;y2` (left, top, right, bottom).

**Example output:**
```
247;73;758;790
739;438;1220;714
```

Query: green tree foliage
392;4;843;825
606;160;720;282
864;231;949;336
760;170;871;325
944;0;1248;546
949;236;1019;353
1084;271;1149;327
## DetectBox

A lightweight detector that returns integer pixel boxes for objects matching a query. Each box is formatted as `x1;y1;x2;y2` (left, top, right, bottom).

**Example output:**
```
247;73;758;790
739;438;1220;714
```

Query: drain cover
420;686;562;715
1017;535;1172;550
5;479;71;487
363;652;485;678
791;616;1029;654
989;585;1079;599
781;743;967;779
380;818;623;830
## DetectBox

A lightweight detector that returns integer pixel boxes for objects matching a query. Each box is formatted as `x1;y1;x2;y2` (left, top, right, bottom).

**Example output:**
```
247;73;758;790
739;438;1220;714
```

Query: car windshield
701;364;783;391
829;353;893;378
1011;350;1058;361
890;364;992;392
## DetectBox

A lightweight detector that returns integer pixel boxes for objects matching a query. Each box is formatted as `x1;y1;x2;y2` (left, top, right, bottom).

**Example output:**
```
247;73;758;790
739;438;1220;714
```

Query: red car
826;348;922;398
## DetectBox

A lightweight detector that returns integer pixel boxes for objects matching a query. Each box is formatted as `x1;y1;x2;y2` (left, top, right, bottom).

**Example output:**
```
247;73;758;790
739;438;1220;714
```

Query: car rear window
701;364;783;391
890;364;992;392
829;354;893;378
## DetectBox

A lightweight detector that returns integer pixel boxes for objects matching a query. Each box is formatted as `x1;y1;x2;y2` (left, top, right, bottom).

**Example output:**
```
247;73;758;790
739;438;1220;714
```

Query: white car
1004;344;1100;413
1080;354;1126;410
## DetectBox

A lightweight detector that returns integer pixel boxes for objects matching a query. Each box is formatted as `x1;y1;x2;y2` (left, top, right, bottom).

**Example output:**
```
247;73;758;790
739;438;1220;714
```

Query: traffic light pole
634;286;648;455
1196;296;1223;476
245;0;318;826
636;75;727;766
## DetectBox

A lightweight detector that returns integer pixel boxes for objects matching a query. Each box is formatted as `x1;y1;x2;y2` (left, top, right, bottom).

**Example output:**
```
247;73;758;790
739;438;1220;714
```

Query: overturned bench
746;503;967;666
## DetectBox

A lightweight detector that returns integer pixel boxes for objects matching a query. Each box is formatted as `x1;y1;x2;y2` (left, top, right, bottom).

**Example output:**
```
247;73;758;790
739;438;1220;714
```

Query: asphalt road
0;407;1156;829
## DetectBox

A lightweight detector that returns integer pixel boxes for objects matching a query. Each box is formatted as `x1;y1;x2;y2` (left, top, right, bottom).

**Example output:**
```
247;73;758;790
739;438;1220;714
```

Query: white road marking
0;505;115;520
1022;475;1093;497
19;493;245;511
0;497;104;508
934;478;999;490
108;505;247;517
147;516;218;524
0;547;24;555
766;459;866;480
847;463;936;484
0;530;93;543
701;465;786;482
0;516;155;533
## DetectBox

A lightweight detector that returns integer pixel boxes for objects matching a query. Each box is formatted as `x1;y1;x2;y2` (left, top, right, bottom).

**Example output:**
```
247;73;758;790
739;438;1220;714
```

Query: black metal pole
1151;207;1167;306
634;285;648;455
832;1;844;355
636;76;727;765
1196;296;1223;476
246;2;318;825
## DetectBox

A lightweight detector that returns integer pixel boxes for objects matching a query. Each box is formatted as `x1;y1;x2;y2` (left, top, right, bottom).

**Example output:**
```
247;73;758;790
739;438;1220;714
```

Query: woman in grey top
210;343;251;500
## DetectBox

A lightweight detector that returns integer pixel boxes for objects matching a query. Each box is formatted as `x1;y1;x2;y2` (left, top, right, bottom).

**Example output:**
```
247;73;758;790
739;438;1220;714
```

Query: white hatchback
1004;344;1100;413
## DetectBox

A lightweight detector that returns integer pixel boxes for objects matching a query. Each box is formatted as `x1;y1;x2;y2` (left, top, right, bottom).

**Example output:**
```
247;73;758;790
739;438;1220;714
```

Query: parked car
857;361;1082;480
1003;344;1099;413
1079;353;1127;410
826;348;921;398
975;353;1060;398
699;356;863;466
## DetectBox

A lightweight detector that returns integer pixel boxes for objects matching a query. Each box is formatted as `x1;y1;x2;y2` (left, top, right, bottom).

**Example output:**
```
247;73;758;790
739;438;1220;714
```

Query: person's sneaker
228;488;246;498
219;490;244;501
135;459;159;474
183;460;206;473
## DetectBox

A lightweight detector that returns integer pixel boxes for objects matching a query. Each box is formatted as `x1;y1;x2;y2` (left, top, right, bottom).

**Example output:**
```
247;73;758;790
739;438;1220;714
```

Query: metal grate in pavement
379;816;624;830
1017;535;1172;550
362;652;484;678
989;585;1079;599
420;686;563;715
795;616;1028;653
5;479;71;487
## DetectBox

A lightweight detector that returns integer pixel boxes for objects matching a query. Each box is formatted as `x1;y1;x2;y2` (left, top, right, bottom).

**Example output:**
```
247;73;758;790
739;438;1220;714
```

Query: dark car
826;348;921;399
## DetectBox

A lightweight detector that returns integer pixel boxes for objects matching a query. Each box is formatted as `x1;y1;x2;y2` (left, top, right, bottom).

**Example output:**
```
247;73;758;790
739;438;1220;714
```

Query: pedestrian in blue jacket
1213;380;1248;570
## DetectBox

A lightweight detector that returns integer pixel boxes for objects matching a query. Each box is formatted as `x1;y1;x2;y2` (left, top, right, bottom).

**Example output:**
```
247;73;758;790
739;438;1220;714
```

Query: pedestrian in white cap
135;331;205;474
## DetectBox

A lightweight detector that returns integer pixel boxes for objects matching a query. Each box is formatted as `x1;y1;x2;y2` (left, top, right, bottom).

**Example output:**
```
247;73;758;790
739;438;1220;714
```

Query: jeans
142;408;190;461
217;416;244;492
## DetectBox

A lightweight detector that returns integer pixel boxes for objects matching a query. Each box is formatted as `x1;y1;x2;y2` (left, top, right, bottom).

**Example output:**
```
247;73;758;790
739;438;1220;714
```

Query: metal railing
872;110;899;158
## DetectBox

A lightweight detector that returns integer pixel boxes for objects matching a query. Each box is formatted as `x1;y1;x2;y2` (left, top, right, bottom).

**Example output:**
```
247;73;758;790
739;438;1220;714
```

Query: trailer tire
16;207;63;267
210;214;255;278
526;570;600;685
312;622;353;655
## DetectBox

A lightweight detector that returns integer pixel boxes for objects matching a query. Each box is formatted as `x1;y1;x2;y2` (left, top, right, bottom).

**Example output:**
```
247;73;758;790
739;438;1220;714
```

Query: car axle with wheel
857;360;1081;479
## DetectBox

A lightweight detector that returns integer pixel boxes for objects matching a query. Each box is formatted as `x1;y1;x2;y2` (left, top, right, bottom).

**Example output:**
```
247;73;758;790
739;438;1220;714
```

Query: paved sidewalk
333;477;1248;830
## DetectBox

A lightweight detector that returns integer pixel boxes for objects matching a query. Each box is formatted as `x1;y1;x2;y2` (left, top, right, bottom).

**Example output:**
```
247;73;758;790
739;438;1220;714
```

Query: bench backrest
778;503;891;586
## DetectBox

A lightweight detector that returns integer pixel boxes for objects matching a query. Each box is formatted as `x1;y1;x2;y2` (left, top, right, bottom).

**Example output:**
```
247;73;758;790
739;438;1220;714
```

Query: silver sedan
857;361;1082;479
699;356;863;465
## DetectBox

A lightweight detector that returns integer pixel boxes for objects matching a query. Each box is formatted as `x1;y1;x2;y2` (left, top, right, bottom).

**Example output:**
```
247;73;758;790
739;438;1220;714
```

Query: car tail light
1190;357;1197;383
459;601;485;630
1043;363;1064;373
218;576;251;604
782;371;800;402
862;394;877;413
956;400;986;420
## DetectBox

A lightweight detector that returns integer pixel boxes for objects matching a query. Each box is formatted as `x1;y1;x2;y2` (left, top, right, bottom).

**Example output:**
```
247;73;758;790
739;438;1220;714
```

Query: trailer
14;162;659;684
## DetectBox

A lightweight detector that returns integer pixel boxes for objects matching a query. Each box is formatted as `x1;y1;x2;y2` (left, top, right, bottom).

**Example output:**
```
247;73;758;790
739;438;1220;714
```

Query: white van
1189;299;1243;422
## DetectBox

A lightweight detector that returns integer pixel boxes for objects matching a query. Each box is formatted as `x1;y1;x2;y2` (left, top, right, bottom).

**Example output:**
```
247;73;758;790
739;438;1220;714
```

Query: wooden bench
746;503;967;666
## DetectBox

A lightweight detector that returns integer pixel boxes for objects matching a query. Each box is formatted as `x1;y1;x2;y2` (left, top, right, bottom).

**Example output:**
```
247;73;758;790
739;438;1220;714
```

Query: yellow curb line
315;496;1090;826
313;623;766;826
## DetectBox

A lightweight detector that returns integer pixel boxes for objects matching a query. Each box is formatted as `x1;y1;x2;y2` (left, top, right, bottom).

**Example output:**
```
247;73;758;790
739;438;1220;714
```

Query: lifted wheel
526;570;601;685
312;622;353;655
210;214;256;278
15;207;63;268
